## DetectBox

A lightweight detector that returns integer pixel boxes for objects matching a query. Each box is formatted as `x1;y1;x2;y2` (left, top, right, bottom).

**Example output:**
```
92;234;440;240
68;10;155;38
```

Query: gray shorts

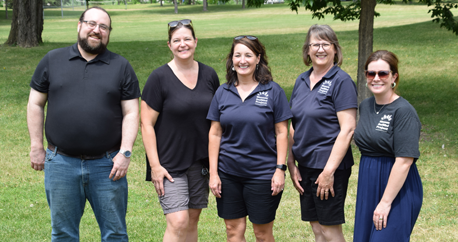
159;161;209;214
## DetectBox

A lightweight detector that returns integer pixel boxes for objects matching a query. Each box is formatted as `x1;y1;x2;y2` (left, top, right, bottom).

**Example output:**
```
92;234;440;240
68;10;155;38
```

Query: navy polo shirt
30;43;141;156
290;65;357;170
207;81;292;180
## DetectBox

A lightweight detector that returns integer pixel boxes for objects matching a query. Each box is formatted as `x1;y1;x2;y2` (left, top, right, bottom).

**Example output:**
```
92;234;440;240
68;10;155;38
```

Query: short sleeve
30;54;50;93
206;85;224;121
142;69;164;113
393;106;421;158
273;83;293;123
121;61;141;100
332;72;358;112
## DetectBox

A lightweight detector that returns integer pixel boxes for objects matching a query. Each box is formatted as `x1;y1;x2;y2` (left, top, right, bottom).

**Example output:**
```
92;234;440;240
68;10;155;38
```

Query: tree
174;0;178;13
203;0;208;11
5;0;43;47
288;0;458;105
4;0;8;19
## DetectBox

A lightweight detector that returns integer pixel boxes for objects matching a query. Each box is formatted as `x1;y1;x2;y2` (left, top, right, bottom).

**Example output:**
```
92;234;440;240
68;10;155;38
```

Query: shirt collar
69;43;111;64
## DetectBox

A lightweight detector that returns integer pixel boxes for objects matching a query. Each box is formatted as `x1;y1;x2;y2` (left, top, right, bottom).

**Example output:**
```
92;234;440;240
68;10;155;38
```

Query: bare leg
252;221;275;242
164;210;189;242
310;221;326;242
310;221;346;242
225;217;247;242
185;208;202;242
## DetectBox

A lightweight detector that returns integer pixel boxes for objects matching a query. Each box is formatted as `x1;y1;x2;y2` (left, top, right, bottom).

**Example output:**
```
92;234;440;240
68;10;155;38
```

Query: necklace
374;101;387;114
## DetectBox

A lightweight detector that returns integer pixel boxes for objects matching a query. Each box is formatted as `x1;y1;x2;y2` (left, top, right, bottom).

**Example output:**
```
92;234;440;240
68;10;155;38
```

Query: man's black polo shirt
30;43;141;156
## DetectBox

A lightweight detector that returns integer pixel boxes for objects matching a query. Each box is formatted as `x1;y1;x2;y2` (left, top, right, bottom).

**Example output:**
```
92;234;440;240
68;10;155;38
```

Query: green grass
1;3;458;241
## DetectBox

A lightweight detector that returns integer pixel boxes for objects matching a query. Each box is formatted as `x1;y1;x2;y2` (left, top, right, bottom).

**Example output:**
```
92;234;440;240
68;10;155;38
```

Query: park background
0;1;457;241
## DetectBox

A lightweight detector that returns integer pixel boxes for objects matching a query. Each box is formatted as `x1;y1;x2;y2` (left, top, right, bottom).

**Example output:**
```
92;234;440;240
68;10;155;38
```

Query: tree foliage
288;0;458;35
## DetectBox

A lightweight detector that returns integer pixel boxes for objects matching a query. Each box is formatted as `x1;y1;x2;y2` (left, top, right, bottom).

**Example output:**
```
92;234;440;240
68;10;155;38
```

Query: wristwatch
119;149;132;158
276;164;287;171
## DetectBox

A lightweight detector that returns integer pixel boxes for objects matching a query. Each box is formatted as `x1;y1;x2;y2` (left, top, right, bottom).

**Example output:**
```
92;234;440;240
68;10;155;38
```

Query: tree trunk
357;0;376;113
174;0;178;13
203;0;207;11
5;0;43;47
242;0;245;8
5;0;7;19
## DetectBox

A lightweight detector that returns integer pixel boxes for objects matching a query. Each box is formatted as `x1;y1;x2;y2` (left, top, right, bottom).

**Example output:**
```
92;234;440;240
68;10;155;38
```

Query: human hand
271;169;285;196
373;201;391;230
151;165;173;196
209;174;222;198
30;147;46;171
109;153;131;181
288;163;304;195
315;171;335;200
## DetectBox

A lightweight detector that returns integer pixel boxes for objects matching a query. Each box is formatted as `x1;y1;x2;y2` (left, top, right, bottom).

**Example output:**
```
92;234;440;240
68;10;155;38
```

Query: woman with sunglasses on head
207;35;292;242
141;19;220;242
353;50;423;242
287;24;357;242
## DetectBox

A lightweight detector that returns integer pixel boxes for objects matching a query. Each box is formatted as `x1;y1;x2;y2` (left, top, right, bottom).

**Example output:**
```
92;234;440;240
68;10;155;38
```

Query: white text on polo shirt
376;114;392;132
318;80;332;95
255;92;269;106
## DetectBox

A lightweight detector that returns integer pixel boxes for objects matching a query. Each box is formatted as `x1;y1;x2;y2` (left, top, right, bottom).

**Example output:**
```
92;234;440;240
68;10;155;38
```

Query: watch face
276;164;287;171
123;150;132;158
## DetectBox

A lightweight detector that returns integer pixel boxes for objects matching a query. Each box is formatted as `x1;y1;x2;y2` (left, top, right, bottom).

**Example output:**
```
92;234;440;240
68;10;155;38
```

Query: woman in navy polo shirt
287;24;357;241
207;35;292;242
353;50;422;241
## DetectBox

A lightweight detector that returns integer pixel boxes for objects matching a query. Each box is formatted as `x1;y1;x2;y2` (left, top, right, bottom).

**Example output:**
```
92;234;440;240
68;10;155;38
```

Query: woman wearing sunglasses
141;19;220;242
287;24;357;241
207;35;292;242
353;50;423;241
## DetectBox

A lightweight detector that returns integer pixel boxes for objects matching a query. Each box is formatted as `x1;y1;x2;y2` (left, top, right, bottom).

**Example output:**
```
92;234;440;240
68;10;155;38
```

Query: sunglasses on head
234;35;257;41
365;70;392;80
168;19;192;28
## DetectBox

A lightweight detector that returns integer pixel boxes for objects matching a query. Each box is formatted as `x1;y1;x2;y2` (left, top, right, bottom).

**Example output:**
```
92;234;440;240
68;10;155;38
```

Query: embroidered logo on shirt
376;114;392;132
255;91;269;106
318;80;332;95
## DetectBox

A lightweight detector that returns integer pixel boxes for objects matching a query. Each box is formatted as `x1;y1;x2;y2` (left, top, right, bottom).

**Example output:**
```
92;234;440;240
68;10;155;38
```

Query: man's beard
78;32;108;55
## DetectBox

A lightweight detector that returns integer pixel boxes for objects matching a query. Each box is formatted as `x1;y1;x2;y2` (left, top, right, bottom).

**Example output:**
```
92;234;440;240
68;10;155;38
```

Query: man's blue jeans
44;147;128;242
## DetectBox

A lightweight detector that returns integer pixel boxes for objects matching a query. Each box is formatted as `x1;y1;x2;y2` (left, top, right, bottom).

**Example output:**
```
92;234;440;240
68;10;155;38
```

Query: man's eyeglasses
309;43;333;51
82;20;110;32
365;70;392;80
234;35;257;41
168;19;192;28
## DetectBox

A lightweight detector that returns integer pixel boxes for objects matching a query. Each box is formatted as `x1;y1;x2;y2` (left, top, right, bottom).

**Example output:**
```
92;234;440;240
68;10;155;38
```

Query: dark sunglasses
168;19;192;28
234;35;257;41
365;70;391;80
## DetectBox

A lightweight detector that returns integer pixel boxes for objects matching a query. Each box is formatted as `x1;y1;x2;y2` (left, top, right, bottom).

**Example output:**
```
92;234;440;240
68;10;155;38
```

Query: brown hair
302;24;343;66
365;50;400;92
225;36;272;86
79;6;112;31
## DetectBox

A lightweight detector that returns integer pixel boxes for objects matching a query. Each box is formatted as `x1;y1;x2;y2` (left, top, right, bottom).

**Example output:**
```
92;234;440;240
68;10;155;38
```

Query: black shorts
299;167;351;225
216;171;283;224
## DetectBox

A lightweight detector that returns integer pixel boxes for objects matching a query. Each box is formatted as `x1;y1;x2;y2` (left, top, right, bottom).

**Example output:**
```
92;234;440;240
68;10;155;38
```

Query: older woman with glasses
353;50;423;242
287;24;357;241
207;35;292;242
141;19;220;242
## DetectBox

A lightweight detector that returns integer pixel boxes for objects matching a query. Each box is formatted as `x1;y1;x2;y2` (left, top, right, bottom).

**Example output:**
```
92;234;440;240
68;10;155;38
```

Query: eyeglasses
365;70;392;80
309;43;333;51
234;35;258;41
168;19;192;28
82;20;110;32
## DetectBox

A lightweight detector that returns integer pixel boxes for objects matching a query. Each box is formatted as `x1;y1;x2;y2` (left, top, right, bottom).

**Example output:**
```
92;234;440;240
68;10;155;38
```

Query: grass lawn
0;2;457;241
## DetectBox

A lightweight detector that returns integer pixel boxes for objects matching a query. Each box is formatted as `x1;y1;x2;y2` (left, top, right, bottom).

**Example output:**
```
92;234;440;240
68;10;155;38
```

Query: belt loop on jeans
52;145;58;156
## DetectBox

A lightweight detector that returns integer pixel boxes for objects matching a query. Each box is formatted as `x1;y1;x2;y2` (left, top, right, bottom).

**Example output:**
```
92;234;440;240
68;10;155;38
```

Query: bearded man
27;7;140;241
